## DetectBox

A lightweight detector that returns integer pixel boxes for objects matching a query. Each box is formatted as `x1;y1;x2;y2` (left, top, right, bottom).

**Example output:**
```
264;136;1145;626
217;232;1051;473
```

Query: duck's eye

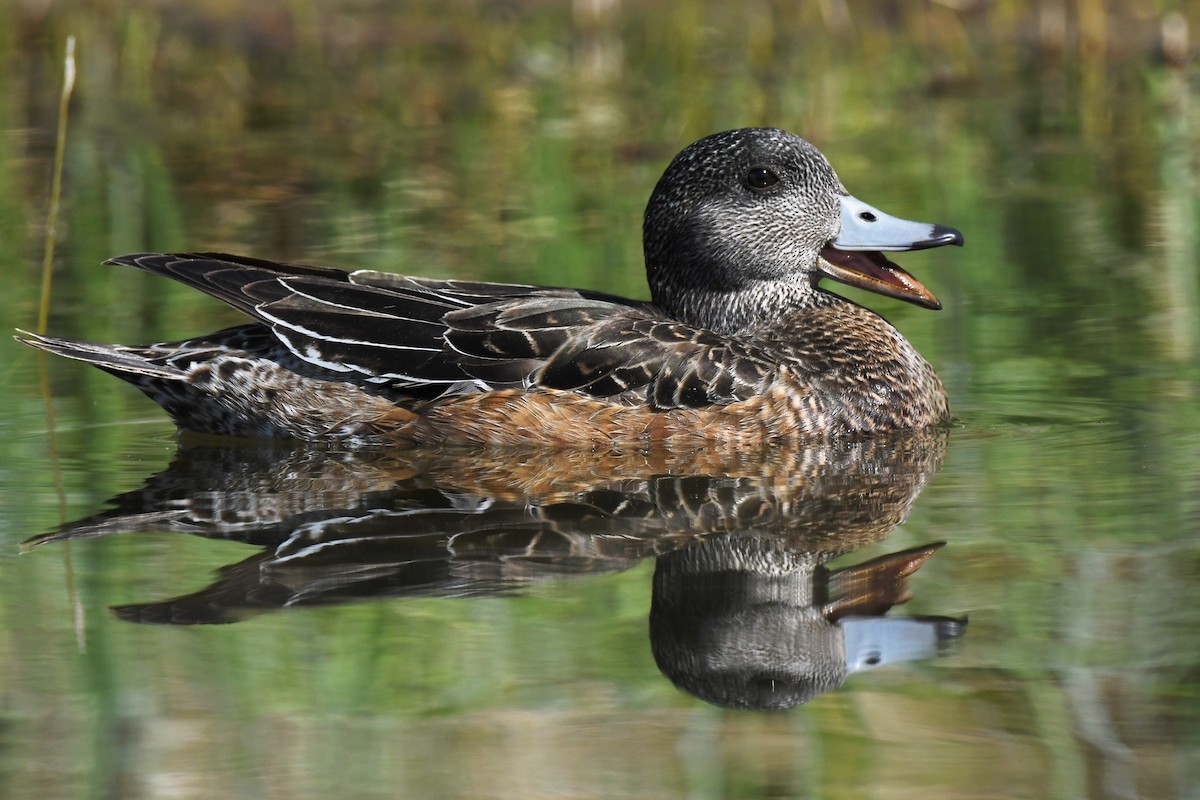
746;167;780;191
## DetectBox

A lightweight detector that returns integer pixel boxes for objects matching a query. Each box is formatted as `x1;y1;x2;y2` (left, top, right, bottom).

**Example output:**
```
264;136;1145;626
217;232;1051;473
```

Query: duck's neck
652;278;828;335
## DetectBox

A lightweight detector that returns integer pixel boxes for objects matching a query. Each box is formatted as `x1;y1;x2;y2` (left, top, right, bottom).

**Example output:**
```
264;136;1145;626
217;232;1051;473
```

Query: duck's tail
14;330;187;381
16;328;419;443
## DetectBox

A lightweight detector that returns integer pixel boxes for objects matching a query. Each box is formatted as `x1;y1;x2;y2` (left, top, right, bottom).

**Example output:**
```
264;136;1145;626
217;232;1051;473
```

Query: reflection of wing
105;504;667;625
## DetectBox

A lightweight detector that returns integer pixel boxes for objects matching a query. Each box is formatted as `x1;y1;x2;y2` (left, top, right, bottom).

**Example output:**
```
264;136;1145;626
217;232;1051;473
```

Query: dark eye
746;167;780;191
858;211;877;222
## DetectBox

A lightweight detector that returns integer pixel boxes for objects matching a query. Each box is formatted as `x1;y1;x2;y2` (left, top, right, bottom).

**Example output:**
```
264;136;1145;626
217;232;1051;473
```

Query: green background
2;2;1198;798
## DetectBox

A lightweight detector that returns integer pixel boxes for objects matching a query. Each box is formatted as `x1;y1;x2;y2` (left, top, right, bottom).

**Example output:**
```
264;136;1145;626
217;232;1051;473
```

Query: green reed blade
36;35;76;336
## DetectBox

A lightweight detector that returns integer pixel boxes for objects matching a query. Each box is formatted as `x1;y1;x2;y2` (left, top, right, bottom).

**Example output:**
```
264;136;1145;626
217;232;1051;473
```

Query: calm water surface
3;3;1199;798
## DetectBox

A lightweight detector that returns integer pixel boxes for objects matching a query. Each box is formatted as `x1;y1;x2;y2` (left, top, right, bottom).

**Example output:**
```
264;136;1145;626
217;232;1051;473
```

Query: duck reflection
27;431;964;708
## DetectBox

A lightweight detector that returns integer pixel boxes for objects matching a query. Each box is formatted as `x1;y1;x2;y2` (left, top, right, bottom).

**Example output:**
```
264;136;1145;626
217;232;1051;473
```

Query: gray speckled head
643;129;847;332
649;535;848;710
642;128;961;334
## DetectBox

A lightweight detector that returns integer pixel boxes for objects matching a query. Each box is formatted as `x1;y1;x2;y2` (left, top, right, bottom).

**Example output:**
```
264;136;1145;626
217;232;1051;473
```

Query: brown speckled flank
18;129;962;447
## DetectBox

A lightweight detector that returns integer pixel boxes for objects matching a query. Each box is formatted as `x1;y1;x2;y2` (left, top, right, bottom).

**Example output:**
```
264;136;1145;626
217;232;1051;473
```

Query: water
3;2;1199;798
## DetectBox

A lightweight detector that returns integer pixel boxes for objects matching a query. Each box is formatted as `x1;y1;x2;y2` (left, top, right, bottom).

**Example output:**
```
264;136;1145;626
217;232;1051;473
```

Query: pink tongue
819;246;906;289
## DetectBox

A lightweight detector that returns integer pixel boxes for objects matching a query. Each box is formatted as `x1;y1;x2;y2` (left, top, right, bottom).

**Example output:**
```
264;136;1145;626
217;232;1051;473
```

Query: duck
18;128;962;447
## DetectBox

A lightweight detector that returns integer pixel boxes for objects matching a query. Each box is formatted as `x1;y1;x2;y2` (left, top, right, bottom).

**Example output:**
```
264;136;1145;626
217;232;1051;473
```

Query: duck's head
643;128;963;332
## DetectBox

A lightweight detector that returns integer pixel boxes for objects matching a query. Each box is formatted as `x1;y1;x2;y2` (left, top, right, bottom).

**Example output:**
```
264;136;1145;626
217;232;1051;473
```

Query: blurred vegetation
1;1;1199;798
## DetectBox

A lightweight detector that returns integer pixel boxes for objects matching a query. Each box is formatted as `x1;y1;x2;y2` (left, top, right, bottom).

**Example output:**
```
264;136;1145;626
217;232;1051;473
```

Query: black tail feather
15;330;186;380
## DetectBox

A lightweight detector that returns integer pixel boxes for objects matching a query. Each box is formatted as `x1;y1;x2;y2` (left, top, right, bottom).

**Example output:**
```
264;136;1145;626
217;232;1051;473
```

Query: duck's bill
819;194;964;310
833;195;963;252
841;615;967;673
819;247;943;310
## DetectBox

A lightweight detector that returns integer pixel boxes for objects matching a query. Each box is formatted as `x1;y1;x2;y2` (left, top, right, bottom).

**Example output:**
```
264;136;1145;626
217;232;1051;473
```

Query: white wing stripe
278;279;398;316
257;306;442;352
274;329;475;385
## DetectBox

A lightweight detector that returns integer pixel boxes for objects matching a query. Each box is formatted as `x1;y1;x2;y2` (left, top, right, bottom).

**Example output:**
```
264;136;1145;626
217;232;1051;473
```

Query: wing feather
103;252;782;407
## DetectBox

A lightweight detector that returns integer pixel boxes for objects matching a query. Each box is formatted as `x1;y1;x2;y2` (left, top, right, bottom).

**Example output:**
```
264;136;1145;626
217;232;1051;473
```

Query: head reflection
651;536;963;709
